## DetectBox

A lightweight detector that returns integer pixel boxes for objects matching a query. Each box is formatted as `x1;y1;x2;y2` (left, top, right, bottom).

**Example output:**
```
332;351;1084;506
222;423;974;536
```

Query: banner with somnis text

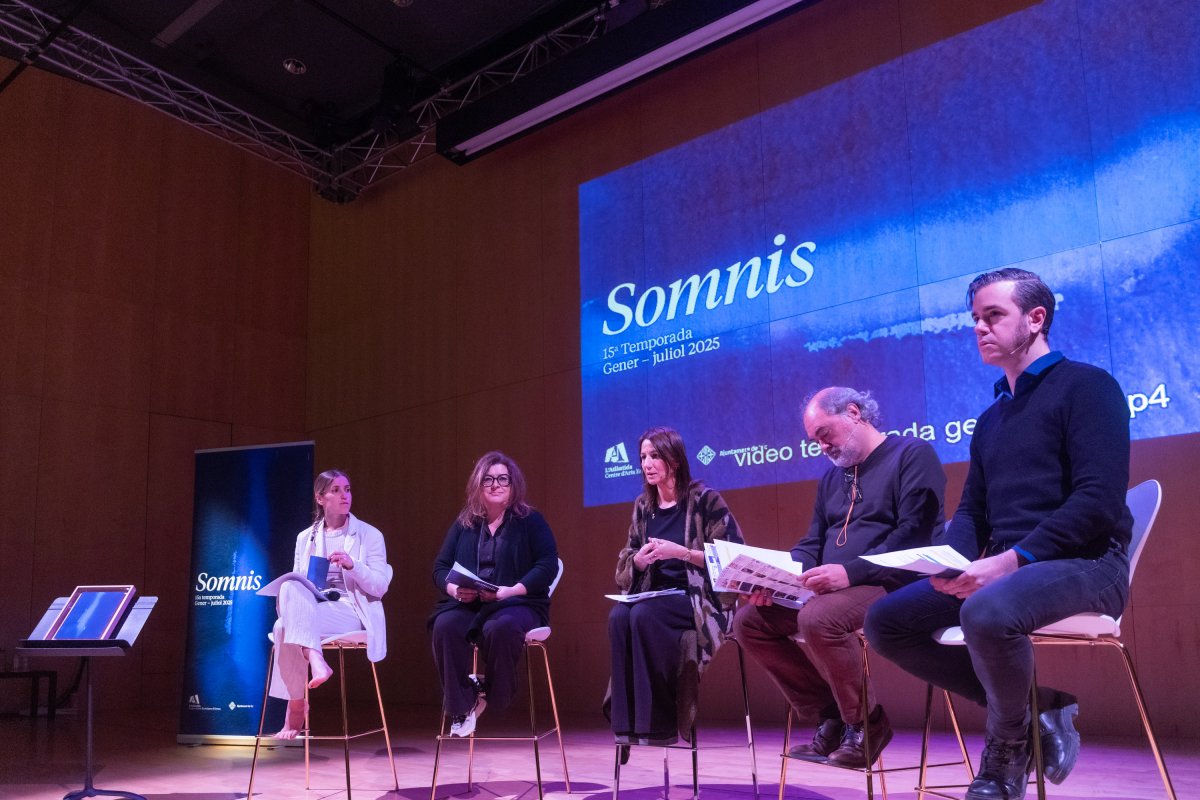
178;442;313;743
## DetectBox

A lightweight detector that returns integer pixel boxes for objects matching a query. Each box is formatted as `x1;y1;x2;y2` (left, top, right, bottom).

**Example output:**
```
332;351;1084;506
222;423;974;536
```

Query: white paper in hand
859;545;972;577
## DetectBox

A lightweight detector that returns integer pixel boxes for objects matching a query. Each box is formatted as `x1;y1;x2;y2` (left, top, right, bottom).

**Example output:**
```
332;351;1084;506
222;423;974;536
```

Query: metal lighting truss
312;4;612;198
0;0;616;201
0;0;338;189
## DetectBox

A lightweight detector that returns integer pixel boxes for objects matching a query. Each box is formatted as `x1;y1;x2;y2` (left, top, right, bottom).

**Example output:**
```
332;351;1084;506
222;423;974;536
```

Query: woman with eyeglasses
270;469;393;739
606;426;744;755
430;451;559;737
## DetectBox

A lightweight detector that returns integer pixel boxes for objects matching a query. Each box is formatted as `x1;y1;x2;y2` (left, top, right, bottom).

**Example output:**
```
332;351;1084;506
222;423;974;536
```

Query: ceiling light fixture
283;57;307;76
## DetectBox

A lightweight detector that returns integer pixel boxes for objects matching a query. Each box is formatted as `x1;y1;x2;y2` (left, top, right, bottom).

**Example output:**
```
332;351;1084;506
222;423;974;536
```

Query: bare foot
307;650;333;690
274;699;307;739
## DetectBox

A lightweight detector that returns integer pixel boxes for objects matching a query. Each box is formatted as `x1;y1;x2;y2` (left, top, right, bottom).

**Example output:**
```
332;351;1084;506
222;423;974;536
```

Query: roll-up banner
178;441;314;744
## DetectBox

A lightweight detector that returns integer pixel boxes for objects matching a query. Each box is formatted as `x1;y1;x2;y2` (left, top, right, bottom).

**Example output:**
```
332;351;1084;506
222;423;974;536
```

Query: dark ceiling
0;0;810;199
3;0;613;144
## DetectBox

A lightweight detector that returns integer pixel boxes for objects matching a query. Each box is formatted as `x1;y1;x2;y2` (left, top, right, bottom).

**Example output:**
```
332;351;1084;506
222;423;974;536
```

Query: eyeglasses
481;474;511;488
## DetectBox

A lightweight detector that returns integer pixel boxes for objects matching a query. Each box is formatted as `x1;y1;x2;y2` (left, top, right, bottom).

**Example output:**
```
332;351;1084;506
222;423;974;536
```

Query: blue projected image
53;590;130;640
578;0;1200;507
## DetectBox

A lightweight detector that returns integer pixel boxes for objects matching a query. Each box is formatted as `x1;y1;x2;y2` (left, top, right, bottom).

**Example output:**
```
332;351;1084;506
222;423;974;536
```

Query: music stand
18;593;157;800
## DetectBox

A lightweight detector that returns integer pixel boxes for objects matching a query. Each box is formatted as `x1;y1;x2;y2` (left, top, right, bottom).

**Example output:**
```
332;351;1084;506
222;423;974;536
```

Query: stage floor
1;705;1196;800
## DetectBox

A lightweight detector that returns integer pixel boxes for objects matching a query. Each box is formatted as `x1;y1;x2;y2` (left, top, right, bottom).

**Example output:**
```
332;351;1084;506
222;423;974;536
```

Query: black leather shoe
1038;702;1080;784
617;744;631;765
787;717;845;761
827;705;893;768
965;735;1031;800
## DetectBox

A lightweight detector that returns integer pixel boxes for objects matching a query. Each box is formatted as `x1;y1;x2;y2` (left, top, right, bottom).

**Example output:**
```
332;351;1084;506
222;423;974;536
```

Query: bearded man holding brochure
733;386;946;768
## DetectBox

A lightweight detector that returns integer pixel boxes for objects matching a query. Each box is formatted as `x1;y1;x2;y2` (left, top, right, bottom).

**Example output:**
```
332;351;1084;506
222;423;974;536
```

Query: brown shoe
827;705;893;768
787;717;845;761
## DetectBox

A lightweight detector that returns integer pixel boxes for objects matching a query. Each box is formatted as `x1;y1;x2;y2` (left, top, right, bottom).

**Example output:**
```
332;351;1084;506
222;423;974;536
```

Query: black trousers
431;603;541;716
608;593;692;737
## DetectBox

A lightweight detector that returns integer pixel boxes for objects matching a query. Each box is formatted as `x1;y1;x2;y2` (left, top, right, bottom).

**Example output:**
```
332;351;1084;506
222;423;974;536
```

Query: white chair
246;631;399;799
927;479;1175;800
430;558;570;800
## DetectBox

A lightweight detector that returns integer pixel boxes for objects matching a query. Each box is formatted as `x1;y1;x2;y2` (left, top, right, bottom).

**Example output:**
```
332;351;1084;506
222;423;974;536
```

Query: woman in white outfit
270;469;392;739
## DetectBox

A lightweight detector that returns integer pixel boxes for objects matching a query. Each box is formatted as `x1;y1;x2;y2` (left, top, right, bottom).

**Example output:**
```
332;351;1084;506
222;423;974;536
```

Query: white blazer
292;513;392;662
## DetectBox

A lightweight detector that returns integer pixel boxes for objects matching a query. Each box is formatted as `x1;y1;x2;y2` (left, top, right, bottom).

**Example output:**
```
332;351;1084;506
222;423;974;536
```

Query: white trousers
269;579;364;700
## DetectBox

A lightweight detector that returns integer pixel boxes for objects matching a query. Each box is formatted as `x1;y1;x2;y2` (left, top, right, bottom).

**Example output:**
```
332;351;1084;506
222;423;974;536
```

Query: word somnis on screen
601;234;816;335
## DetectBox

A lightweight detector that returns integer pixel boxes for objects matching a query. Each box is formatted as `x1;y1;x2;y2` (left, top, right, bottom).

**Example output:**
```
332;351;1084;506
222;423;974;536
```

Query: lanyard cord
836;465;858;547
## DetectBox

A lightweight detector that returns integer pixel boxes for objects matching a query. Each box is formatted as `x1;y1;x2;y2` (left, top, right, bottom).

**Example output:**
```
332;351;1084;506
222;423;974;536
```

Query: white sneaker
450;696;487;737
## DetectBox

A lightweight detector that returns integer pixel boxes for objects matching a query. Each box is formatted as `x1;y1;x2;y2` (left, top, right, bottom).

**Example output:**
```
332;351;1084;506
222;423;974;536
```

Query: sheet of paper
859;545;972;576
604;589;688;603
257;571;324;598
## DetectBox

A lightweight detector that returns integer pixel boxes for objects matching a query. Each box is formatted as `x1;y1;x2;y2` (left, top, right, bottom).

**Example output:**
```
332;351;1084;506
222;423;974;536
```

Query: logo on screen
603;442;640;480
604;442;630;464
696;445;716;465
720;444;794;467
189;694;200;707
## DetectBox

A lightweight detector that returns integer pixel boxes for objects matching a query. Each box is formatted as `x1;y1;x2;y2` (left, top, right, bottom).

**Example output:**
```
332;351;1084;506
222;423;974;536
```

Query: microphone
1007;330;1033;357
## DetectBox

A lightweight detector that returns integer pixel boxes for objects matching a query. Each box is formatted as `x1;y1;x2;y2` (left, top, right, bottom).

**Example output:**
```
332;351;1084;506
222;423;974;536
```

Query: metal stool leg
534;641;571;791
527;646;544;800
691;725;699;800
1029;677;1046;800
859;634;886;800
777;706;793;800
246;645;275;799
337;646;352;800
369;660;400;791
732;639;759;797
1110;640;1178;799
430;709;449;800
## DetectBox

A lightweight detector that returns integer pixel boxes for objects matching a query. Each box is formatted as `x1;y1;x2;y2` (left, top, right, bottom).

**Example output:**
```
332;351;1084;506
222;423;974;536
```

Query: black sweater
430;509;559;626
792;435;946;591
939;356;1132;562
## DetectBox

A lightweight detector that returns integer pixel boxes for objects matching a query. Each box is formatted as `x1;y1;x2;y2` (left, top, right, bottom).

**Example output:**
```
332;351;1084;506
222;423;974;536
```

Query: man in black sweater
734;386;946;769
866;268;1132;800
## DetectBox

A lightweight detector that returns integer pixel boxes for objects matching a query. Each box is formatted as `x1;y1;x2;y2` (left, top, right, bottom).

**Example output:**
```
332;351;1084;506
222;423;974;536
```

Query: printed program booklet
703;540;813;609
446;561;501;593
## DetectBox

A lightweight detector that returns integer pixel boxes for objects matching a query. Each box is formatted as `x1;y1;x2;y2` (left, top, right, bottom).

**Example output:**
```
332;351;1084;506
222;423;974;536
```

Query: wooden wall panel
3;61;310;713
758;0;903;111
0;59;59;290
0;392;41;659
154;126;242;323
235;157;310;337
232;326;305;431
46;85;164;308
143;414;231;677
450;147;548;392
0;282;47;397
33;400;149;606
232;425;309;448
41;289;154;411
387;162;468;412
151;310;235;421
